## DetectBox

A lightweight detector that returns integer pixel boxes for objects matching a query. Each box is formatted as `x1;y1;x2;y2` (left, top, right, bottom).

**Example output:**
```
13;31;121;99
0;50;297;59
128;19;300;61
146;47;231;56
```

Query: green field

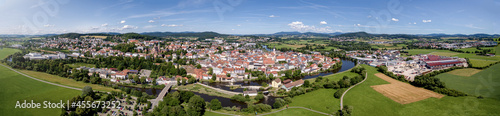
342;65;500;116
0;48;20;58
288;89;339;114
66;63;96;68
0;48;81;116
436;63;500;100
263;108;326;116
404;49;500;66
468;59;497;67
458;47;495;53
18;69;120;92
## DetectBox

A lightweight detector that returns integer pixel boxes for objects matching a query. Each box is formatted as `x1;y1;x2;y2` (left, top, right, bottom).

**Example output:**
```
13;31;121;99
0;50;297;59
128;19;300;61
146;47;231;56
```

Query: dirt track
371;73;444;104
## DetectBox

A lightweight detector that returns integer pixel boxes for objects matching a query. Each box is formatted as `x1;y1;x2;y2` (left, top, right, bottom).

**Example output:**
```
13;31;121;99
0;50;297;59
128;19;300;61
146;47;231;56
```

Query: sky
0;0;499;35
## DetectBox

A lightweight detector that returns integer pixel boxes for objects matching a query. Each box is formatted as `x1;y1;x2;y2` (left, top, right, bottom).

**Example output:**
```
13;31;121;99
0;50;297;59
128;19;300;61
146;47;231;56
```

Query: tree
303;80;310;87
254;94;265;101
196;64;202;69
82;86;94;97
211;74;217;81
187;95;206;116
210;99;222;110
273;98;286;108
261;82;269;87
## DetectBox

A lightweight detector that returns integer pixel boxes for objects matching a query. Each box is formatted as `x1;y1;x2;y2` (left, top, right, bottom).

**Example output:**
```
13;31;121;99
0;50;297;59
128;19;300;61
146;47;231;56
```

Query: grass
18;69;120;92
458;47;495;53
0;48;81;116
468;59;497;67
262;108;326;116
343;65;500;116
0;48;20;58
204;111;231;116
66;63;96;68
430;52;460;56
175;84;233;98
307;71;359;83
404;49;455;55
446;68;482;77
436;63;500;100
288;89;339;114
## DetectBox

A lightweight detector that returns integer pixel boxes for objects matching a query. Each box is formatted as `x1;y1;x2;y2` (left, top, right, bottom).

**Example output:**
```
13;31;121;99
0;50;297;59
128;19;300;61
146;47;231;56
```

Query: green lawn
469;59;497;67
343;65;500;116
204;111;231;116
0;48;81;116
458;47;495;53
0;48;20;58
288;89;339;114
66;63;96;68
263;108;326;116
436;63;500;100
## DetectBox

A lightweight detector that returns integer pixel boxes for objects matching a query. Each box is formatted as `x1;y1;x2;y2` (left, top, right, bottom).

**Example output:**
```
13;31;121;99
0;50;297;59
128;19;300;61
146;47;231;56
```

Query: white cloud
465;24;484;29
237;24;241;26
391;18;399;22
269;15;278;18
288;21;333;32
43;24;55;27
320;21;327;25
143;25;156;29
231;29;235;31
101;23;108;27
148;20;155;23
161;24;183;27
121;25;137;30
414;22;417;24
120;20;126;24
422;20;431;23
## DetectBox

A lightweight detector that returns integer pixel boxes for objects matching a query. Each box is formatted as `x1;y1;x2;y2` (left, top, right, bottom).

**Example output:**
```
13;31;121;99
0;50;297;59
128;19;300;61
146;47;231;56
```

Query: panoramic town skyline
0;0;499;35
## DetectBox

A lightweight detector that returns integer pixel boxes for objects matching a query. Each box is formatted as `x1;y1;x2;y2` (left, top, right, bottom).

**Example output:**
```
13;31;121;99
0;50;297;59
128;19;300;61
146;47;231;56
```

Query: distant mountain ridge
2;31;498;39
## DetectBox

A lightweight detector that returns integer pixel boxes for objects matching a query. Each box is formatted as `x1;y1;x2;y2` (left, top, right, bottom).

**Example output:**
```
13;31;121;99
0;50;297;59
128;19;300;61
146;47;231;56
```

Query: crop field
371;73;444;104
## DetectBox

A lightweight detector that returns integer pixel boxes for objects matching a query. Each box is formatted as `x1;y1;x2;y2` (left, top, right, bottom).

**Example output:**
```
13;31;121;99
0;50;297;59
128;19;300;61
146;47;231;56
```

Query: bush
254;94;265;101
334;89;346;99
209;99;222;110
231;94;250;102
272;98;286;108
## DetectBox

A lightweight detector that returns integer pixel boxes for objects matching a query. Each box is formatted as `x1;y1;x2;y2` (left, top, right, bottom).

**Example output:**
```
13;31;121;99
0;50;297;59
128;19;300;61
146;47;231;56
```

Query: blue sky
1;0;499;35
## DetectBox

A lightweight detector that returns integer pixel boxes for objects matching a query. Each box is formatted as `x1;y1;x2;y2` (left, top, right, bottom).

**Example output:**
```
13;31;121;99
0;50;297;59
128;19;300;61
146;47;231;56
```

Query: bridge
150;83;175;109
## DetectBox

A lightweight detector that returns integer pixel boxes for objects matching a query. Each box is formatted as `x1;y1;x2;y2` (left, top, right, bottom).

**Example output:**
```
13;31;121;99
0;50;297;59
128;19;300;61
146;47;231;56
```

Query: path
150;83;174;109
195;83;241;95
340;72;367;110
257;106;332;116
0;64;82;91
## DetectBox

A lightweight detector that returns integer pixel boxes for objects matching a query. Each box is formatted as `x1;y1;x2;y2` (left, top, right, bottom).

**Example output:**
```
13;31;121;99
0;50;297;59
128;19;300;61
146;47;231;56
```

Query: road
340;72;368;110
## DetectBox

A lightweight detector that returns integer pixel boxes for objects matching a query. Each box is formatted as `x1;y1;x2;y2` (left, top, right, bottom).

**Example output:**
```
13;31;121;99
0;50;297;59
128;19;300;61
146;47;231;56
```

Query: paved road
195;83;241;95
340;72;368;110
0;64;82;91
257;106;331;116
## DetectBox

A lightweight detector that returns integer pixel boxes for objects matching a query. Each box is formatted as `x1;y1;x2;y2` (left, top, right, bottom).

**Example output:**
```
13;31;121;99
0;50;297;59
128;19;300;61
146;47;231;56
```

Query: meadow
287;89;339;114
342;65;500;116
436;63;500;100
0;48;81;116
66;63;96;68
